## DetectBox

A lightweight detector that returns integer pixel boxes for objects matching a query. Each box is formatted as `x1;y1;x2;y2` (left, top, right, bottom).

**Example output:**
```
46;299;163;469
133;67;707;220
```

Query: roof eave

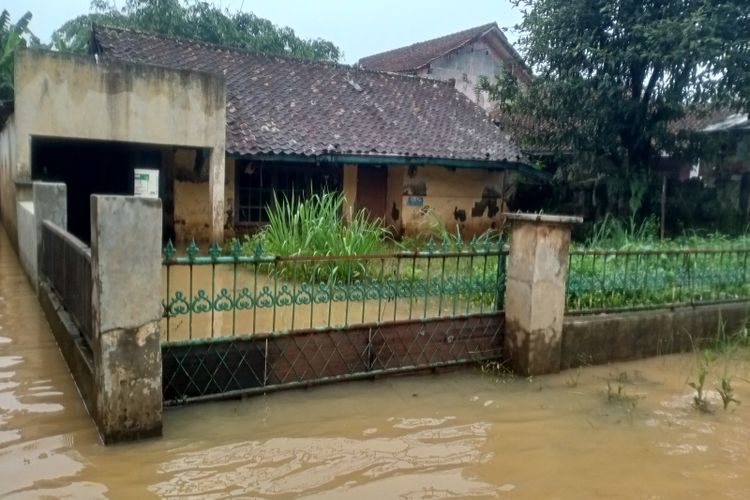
229;152;549;181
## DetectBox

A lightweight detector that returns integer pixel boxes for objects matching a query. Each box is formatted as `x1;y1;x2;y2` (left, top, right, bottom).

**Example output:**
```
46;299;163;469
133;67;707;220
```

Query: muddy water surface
3;229;750;499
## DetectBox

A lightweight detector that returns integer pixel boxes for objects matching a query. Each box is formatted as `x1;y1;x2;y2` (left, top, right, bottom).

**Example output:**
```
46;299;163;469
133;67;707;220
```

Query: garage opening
31;137;208;243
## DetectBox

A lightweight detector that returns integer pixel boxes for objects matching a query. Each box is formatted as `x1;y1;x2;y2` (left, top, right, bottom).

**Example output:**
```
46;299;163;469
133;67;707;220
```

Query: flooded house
0;25;534;249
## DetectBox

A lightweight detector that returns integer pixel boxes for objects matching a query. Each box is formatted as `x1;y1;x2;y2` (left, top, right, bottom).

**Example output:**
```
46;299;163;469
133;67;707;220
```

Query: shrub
243;191;391;282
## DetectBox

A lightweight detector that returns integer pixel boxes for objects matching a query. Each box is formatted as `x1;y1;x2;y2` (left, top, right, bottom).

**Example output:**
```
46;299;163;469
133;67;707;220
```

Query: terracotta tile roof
91;25;523;164
358;22;519;73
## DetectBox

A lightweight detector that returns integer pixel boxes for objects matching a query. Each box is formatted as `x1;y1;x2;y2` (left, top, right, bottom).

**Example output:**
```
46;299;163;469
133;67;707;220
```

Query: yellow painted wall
396;165;508;237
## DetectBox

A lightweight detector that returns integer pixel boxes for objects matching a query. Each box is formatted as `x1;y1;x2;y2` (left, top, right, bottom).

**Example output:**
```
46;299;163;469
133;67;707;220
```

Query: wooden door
355;165;388;219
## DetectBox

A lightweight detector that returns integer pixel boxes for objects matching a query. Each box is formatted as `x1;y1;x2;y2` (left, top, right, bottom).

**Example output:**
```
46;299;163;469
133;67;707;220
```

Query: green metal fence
162;238;508;343
566;247;750;313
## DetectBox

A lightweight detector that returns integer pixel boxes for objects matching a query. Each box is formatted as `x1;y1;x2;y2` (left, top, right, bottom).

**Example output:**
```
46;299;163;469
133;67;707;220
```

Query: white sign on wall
134;169;159;198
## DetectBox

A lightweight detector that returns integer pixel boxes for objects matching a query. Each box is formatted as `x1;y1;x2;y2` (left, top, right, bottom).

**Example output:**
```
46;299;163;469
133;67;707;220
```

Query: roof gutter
234;152;551;181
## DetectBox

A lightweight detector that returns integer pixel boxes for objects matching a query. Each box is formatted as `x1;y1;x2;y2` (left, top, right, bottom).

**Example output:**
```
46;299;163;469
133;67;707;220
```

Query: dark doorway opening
31;137;176;243
355;165;388;219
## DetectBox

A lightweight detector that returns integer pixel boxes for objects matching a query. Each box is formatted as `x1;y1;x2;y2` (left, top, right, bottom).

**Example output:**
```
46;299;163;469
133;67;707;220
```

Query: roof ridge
92;24;457;87
359;22;497;66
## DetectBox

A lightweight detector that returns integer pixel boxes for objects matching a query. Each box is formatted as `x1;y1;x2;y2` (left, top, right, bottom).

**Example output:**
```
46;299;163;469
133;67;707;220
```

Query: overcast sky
6;0;523;63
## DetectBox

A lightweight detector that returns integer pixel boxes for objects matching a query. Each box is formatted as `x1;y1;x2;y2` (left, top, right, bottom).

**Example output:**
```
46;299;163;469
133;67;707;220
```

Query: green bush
243;191;391;282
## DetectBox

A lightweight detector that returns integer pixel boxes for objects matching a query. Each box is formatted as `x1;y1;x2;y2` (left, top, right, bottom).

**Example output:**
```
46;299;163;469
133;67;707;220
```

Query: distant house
0;26;537;248
359;22;530;110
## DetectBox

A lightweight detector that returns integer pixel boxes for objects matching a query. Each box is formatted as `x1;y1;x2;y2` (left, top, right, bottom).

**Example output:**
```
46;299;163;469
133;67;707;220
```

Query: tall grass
585;214;659;248
585;214;750;250
243;191;391;281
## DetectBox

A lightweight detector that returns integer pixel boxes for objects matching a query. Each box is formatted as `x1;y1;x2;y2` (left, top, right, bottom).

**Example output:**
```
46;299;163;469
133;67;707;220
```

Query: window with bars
236;162;342;224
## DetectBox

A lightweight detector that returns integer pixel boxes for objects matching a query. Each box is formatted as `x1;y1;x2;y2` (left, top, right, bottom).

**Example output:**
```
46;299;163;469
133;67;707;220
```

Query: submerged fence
161;238;508;342
39;221;93;345
566;247;750;313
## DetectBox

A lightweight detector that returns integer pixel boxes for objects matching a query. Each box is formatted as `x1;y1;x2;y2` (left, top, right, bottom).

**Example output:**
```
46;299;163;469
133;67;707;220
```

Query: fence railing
161;238;508;343
40;221;93;345
566;247;750;313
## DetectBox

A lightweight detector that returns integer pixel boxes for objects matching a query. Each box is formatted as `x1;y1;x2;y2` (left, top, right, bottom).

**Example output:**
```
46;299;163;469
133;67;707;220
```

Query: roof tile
93;25;522;163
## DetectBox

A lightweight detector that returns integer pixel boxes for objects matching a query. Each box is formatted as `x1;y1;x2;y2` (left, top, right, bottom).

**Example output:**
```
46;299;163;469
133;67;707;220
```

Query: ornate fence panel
40;221;93;345
161;238;508;404
566;247;750;313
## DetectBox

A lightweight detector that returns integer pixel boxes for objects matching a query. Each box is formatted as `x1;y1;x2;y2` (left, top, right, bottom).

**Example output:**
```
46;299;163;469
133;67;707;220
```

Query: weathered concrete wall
16;201;37;286
398;165;508;237
90;195;163;443
561;302;750;369
4;48;227;244
503;215;579;375
172;150;235;242
38;280;97;425
421;38;502;110
33;182;67;248
415;32;530;110
224;157;236;239
0;115;18;245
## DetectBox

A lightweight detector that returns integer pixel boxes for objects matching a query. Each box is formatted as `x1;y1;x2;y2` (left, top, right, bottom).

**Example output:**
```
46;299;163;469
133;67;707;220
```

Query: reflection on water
2;228;750;498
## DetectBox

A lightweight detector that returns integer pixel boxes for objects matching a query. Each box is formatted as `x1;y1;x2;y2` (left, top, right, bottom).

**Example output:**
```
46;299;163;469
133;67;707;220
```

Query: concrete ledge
504;212;583;225
38;280;97;423
561;301;750;369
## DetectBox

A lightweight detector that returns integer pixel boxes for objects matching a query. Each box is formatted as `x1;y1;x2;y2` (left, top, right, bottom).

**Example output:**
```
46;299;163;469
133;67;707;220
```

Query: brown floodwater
3;227;750;499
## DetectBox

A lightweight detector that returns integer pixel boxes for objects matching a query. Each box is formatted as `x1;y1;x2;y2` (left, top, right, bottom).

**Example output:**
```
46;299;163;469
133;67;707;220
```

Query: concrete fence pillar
32;182;67;289
208;147;225;243
90;195;163;443
503;213;582;375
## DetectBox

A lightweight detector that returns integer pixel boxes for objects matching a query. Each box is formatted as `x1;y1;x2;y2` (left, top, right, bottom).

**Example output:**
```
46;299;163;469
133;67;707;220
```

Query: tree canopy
482;0;750;213
1;10;39;107
52;0;342;62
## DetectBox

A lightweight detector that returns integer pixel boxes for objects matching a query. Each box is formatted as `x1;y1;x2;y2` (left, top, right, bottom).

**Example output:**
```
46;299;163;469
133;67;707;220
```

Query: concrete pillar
90;195;163;444
33;182;67;290
503;213;582;375
208;147;225;243
33;181;67;237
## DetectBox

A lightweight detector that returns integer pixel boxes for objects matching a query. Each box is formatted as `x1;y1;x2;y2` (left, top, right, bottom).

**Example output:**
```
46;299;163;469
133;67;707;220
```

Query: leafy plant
567;226;750;311
716;376;741;411
244;191;391;282
1;10;39;106
689;351;714;414
482;0;749;216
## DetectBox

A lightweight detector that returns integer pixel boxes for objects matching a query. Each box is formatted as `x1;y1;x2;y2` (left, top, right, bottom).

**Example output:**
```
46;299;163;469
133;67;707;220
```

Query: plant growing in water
716;376;741;411
689;351;714;414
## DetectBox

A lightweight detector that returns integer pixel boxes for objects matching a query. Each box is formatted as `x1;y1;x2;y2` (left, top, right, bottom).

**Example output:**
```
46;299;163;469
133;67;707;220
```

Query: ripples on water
2;229;750;498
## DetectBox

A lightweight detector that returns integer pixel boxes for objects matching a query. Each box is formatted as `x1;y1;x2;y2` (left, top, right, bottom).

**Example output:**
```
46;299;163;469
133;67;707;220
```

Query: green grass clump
243;191;391;282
